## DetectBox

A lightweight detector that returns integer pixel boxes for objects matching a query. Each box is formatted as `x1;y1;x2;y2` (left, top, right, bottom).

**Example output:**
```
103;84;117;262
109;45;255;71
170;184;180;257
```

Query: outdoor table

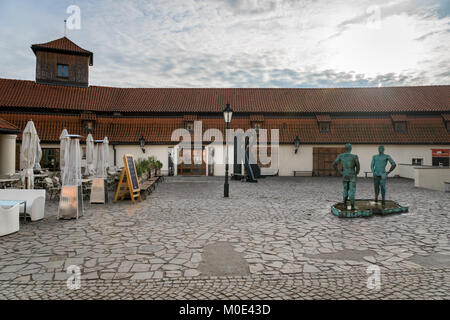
0;200;27;223
34;174;49;178
0;178;20;189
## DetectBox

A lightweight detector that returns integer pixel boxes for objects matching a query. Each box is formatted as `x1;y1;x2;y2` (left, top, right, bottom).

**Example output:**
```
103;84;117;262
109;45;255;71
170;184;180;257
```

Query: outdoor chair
0;189;45;221
0;203;20;236
44;177;59;200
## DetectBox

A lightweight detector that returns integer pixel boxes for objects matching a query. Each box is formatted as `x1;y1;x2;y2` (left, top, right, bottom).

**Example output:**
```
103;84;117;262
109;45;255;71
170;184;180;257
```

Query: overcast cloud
0;0;448;87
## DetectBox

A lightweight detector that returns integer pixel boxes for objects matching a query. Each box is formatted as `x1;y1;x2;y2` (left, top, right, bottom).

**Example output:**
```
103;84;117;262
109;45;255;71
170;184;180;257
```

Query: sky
0;0;449;88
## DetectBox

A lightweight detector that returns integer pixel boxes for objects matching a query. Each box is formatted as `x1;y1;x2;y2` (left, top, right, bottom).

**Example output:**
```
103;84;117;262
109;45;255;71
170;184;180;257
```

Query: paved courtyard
0;177;449;299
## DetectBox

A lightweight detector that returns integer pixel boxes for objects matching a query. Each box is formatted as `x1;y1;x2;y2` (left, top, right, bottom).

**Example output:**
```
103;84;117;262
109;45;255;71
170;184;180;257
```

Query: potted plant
146;156;156;179
155;160;163;176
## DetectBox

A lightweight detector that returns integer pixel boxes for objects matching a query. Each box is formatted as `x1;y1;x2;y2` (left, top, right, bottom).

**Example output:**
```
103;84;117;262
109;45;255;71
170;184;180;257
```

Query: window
82;120;94;132
319;122;330;133
446;121;450;132
41;148;60;171
394;122;407;133
185;122;194;132
253;122;261;132
57;64;69;78
412;158;423;166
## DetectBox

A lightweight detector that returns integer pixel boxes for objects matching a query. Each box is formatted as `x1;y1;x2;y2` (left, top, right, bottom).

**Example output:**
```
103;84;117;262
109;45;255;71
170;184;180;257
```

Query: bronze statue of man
371;146;396;204
333;143;360;210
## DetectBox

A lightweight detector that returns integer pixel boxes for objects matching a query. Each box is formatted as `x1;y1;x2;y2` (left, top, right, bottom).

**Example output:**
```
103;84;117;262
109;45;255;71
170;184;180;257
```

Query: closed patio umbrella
34;136;42;172
103;137;109;173
60;129;69;181
20;120;38;189
85;133;95;176
62;135;82;186
94;138;107;178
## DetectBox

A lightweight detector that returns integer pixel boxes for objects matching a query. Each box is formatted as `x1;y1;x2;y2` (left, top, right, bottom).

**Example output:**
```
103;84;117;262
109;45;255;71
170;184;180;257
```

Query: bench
293;171;312;177
0;189;46;221
139;177;160;199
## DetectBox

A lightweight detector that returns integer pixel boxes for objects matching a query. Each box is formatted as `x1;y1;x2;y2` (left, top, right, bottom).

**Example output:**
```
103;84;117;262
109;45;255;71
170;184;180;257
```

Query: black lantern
294;135;301;154
223;103;233;123
223;103;233;198
139;135;146;153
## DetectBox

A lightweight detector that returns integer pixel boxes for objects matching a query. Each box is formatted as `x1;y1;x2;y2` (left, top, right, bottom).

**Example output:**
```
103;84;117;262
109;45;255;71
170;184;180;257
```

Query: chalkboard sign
126;156;139;191
113;154;142;204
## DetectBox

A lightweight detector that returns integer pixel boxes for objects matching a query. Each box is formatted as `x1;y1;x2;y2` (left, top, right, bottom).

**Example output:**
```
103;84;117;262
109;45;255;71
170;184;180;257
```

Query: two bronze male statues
333;144;396;210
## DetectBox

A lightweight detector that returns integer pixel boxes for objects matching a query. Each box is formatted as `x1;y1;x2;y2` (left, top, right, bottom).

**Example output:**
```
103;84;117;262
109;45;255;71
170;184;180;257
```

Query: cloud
0;0;448;88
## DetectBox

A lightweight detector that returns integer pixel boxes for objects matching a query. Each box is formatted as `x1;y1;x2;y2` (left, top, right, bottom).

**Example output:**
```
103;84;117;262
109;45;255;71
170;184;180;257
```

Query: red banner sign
432;149;450;157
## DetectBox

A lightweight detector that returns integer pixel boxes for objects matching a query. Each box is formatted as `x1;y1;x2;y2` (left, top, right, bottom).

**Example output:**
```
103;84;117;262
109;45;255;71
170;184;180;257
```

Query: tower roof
31;37;93;65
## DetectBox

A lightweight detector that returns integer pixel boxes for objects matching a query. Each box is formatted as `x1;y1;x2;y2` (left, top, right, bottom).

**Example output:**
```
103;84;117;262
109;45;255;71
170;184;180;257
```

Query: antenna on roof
64;19;67;37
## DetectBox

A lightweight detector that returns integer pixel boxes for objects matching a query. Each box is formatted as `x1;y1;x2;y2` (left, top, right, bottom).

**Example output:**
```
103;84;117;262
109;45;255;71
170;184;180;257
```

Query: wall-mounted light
139;135;146;153
294;135;301;154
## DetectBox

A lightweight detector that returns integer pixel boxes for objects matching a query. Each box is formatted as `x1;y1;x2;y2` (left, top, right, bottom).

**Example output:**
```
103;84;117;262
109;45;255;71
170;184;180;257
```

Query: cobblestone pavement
0;177;449;299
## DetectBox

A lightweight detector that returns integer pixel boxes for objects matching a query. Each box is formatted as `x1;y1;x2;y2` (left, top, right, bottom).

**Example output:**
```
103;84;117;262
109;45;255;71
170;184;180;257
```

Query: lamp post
294;135;301;154
223;103;233;198
139;135;146;153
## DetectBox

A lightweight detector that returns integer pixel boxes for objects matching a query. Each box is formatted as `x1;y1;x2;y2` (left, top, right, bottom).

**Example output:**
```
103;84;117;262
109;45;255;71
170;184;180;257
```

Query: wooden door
313;147;345;176
177;147;206;175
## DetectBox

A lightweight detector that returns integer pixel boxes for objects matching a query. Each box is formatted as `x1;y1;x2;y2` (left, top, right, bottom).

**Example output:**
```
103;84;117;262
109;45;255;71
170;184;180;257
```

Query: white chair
0;203;20;236
0;189;46;221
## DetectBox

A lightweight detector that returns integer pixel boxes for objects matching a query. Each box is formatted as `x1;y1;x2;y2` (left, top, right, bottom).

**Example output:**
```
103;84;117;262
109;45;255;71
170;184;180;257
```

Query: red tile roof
0;117;20;133
183;114;198;121
0;78;448;114
249;114;265;122
391;114;408;122
315;114;331;122
31;37;93;65
1;113;448;145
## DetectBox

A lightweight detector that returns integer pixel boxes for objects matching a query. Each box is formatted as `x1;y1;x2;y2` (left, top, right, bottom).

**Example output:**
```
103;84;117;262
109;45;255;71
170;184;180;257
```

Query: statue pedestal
331;199;408;218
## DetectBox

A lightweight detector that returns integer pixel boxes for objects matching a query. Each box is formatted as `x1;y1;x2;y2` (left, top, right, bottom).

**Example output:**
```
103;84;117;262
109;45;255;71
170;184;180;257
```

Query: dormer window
319;122;330;133
57;64;69;78
394;122;407;133
253;122;262;132
185;122;194;132
391;114;408;133
83;120;94;132
316;114;331;133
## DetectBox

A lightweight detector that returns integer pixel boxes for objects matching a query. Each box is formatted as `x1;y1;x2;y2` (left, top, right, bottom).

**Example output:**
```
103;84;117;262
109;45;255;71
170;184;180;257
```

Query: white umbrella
60;129;69;180
62;135;82;186
33;136;42;172
94;137;109;178
103;137;109;170
85;133;95;176
20;120;38;189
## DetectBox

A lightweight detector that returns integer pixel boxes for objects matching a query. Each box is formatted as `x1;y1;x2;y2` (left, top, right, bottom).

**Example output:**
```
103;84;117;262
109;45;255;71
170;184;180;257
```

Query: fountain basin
331;199;408;218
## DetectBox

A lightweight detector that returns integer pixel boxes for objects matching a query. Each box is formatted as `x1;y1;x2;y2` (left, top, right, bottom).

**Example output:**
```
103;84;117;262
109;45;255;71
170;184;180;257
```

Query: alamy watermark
66;265;81;290
66;5;81;30
170;120;279;170
366;264;381;290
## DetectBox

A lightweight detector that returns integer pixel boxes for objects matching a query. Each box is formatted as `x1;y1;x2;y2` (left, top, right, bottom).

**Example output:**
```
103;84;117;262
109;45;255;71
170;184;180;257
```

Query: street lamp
139;135;146;153
294;135;301;154
223;103;233;198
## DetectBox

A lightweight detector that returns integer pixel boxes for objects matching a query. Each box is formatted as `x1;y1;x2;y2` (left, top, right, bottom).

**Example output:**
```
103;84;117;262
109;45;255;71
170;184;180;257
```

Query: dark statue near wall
333;143;360;210
371;146;396;204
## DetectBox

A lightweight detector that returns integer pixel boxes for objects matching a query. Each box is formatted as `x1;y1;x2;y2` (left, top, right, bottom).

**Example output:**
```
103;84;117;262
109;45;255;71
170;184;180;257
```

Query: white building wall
38;143;449;177
113;145;169;175
278;144;450;177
